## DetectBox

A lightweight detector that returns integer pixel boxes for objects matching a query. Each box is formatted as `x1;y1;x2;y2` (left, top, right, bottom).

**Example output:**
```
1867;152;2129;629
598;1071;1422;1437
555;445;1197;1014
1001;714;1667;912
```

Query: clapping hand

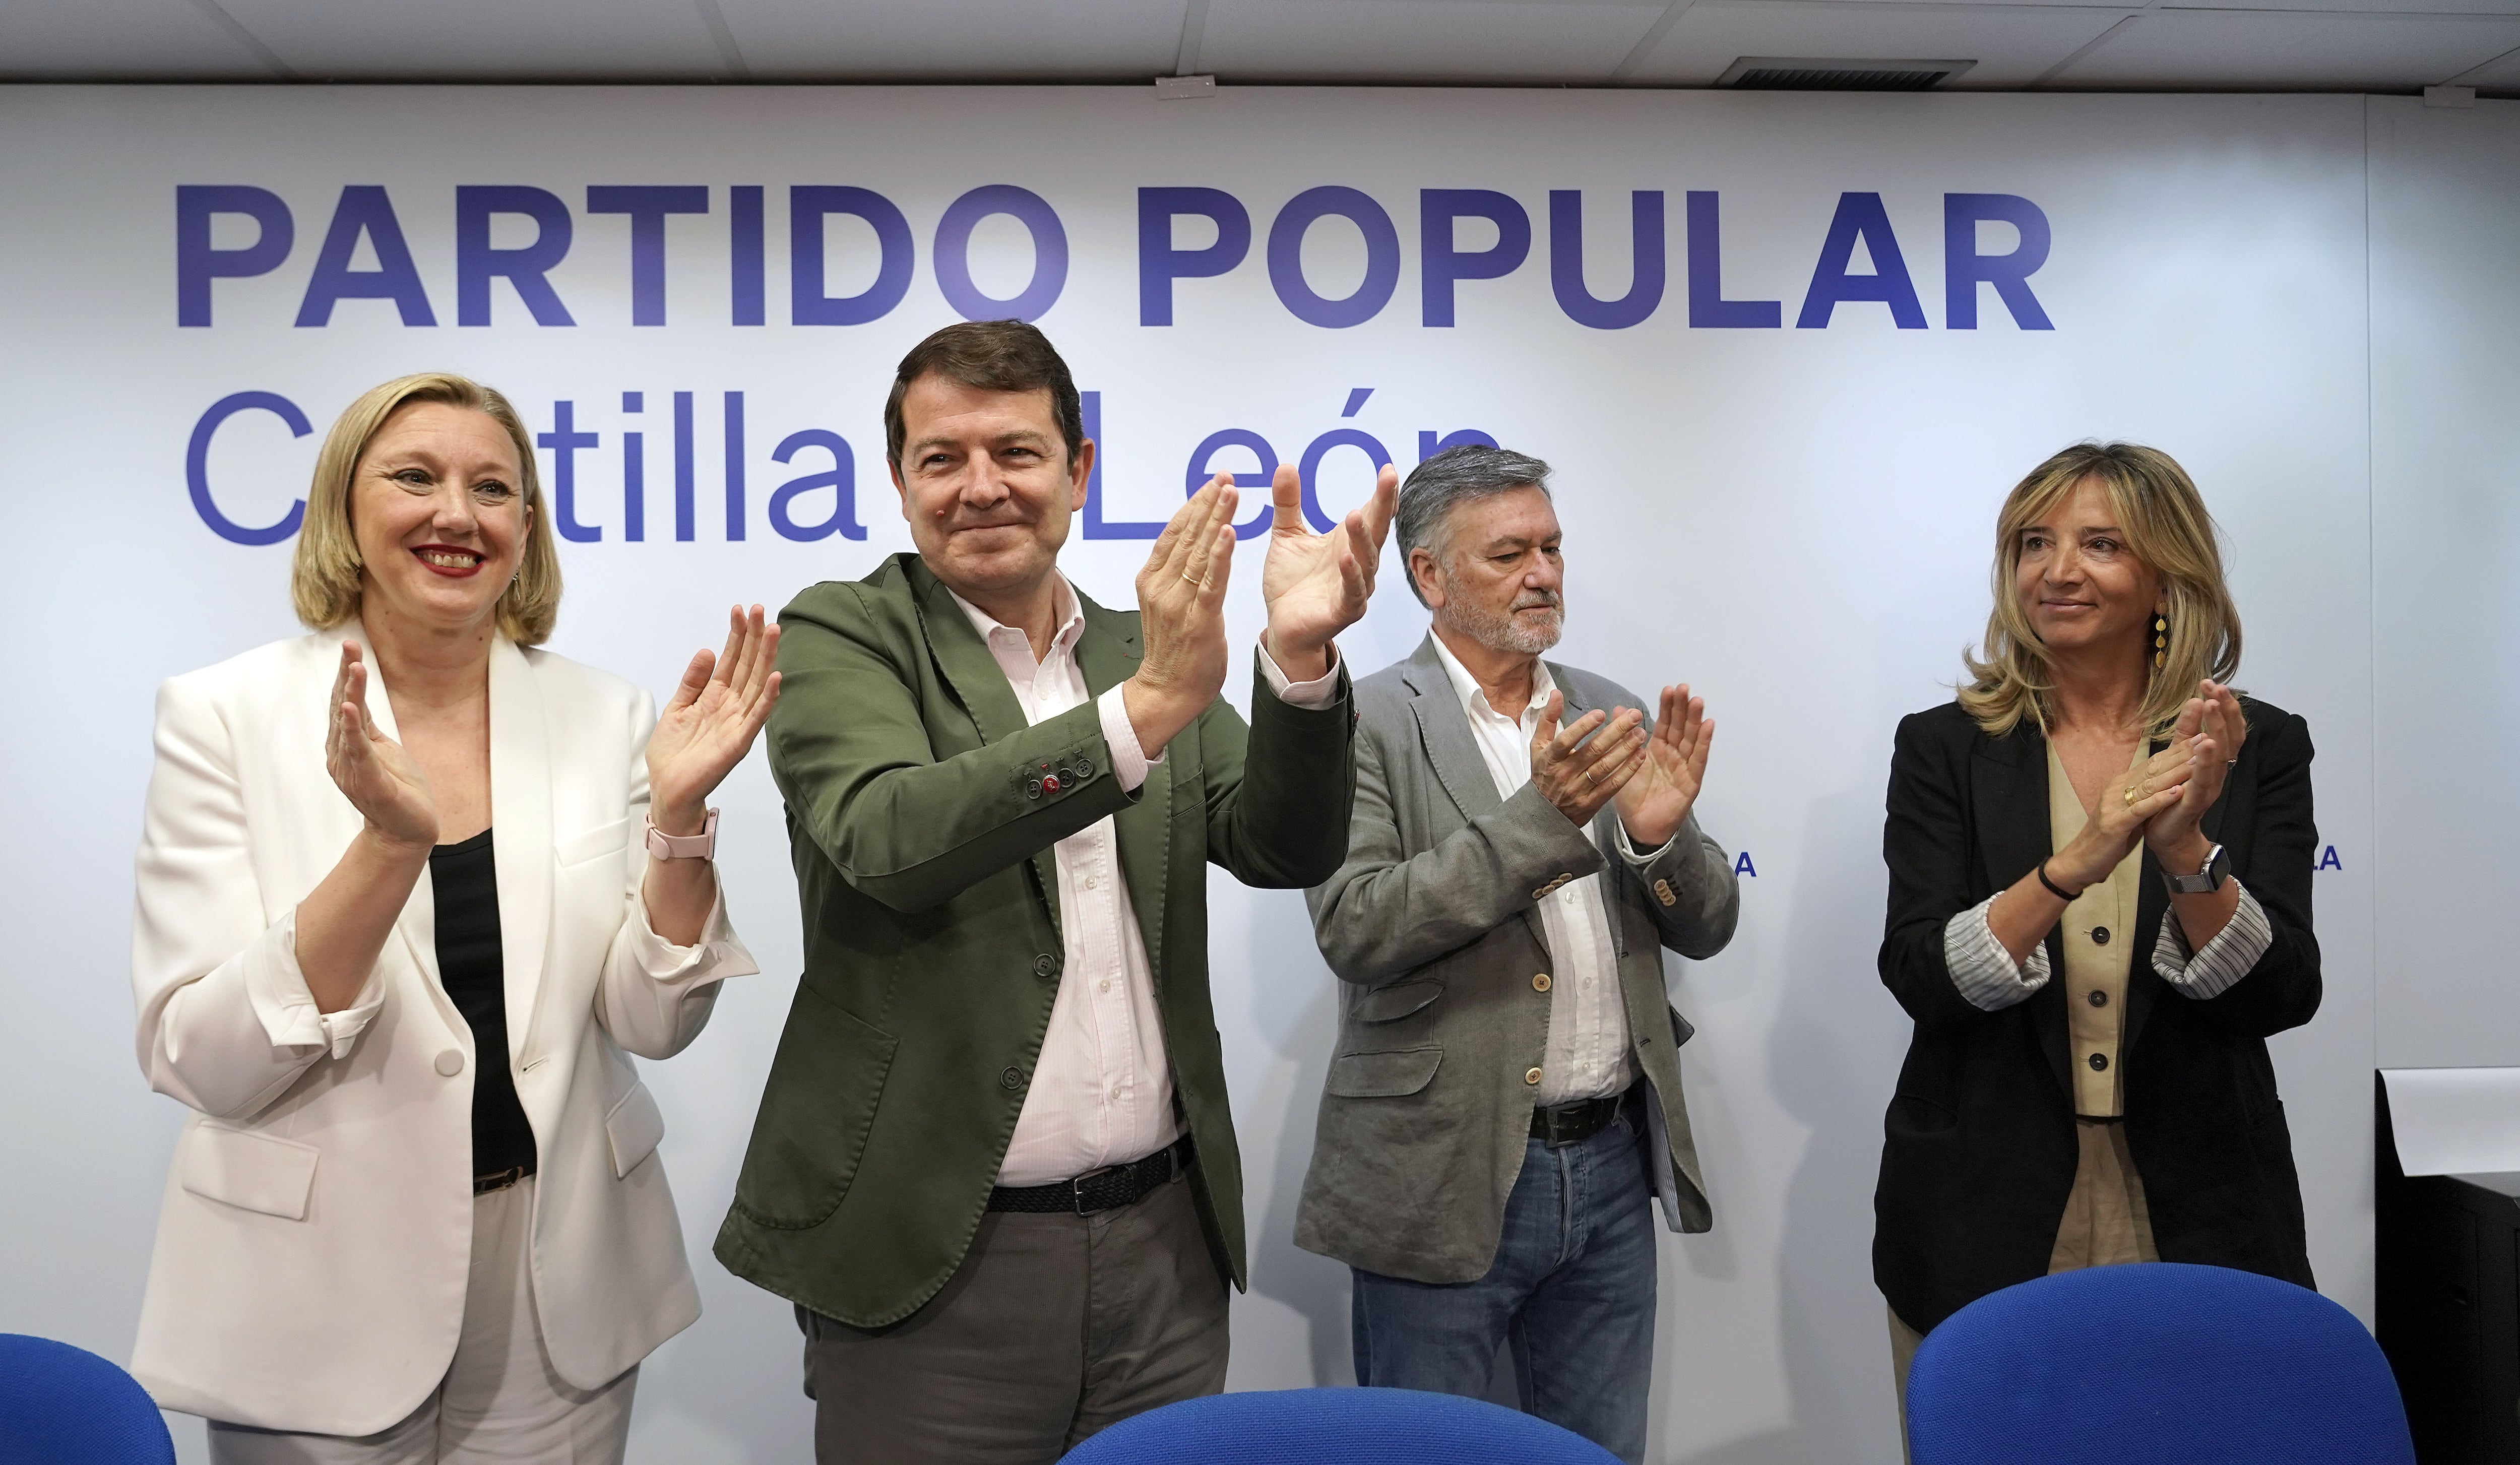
1258;461;1399;681
1613;685;1714;850
325;640;437;850
1530;692;1648;830
2145;679;2246;859
1121;479;1238;757
645;605;782;836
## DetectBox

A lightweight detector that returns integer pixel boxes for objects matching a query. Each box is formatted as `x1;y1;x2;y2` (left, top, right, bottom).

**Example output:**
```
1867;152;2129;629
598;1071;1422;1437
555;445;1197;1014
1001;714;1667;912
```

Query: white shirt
1427;635;1662;1106
952;576;1339;1186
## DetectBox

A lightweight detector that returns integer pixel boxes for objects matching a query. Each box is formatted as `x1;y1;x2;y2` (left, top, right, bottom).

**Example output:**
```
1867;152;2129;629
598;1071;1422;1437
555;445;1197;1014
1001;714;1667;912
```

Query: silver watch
2163;843;2230;895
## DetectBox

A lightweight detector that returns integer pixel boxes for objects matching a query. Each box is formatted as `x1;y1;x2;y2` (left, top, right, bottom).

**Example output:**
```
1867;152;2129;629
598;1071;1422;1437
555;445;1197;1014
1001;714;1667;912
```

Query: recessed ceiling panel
2051;9;2520;88
719;0;1187;80
213;0;731;79
1628;1;2122;86
0;0;276;78
1200;0;1666;81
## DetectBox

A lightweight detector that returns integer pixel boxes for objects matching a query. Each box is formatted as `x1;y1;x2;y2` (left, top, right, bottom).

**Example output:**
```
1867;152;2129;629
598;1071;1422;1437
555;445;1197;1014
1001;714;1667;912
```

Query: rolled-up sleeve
2152;881;2275;1001
1943;895;2051;1011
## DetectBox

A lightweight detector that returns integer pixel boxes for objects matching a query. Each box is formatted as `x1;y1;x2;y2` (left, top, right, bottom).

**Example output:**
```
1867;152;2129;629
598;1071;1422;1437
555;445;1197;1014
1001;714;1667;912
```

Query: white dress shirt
952;575;1339;1186
1427;635;1663;1106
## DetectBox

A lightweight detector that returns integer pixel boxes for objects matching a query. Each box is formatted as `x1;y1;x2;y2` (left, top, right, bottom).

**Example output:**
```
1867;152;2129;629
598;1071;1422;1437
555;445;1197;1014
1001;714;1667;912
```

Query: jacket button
1034;953;1057;977
2088;989;2109;1008
2088;1052;2109;1071
1654;878;1676;908
1026;779;1043;800
1075;757;1094;779
1000;1066;1024;1090
2092;926;2111;946
1042;774;1061;795
1524;1067;1543;1085
1533;973;1552;992
434;1049;465;1077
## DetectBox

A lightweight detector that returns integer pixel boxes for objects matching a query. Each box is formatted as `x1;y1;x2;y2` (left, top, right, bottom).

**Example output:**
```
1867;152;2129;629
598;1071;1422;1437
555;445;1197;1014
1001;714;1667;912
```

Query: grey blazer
1297;635;1741;1283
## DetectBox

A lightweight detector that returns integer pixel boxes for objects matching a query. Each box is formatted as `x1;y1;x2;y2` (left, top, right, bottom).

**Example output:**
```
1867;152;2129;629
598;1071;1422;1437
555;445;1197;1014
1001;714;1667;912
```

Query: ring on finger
1179;570;1200;583
2123;783;2139;807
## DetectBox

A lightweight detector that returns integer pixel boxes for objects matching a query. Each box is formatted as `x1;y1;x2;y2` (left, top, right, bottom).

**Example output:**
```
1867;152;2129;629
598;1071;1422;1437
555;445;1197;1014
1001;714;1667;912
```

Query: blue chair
1907;1261;2413;1465
1058;1386;1621;1463
0;1334;176;1465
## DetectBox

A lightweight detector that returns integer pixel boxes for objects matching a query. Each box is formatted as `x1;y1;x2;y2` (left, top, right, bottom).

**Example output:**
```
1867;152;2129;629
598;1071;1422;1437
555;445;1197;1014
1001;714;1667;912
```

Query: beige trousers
207;1179;637;1465
1888;1120;2159;1455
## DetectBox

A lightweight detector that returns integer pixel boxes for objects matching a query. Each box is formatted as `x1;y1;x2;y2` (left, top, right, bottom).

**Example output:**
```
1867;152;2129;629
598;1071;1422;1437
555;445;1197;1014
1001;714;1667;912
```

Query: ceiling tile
1200;0;1667;81
212;0;730;79
1626;1;2124;85
719;0;1187;80
2051;9;2520;87
0;0;276;78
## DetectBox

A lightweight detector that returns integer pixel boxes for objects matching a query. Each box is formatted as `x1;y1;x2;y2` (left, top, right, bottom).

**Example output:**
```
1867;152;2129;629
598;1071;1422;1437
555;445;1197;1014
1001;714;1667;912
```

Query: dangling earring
2152;612;2168;670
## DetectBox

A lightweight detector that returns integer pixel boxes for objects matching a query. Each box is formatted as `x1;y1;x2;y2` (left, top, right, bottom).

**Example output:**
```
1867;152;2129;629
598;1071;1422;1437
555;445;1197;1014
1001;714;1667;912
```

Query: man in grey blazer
1300;444;1739;1463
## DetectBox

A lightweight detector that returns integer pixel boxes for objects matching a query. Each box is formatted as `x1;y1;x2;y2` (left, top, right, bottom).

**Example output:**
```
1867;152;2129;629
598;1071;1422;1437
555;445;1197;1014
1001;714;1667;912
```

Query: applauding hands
647;605;783;836
1526;684;1715;848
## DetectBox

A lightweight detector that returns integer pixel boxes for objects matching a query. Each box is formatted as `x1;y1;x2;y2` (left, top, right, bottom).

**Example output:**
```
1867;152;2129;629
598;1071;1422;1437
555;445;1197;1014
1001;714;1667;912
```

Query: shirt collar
948;574;1085;678
1427;629;1555;726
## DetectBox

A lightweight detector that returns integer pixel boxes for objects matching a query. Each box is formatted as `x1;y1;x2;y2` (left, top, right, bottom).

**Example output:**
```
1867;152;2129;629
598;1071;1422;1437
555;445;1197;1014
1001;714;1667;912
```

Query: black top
1872;697;2320;1334
431;829;537;1181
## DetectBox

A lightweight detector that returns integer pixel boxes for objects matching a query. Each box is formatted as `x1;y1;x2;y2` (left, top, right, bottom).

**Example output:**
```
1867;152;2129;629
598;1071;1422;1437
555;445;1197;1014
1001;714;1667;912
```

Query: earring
2152;612;2168;669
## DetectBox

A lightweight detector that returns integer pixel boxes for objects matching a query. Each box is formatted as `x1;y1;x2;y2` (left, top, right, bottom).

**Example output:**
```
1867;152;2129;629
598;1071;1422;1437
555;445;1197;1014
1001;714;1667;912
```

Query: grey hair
1395;444;1553;607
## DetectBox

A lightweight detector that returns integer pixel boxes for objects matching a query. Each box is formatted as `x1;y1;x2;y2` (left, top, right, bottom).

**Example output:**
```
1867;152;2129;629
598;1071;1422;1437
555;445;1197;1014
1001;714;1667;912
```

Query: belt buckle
1069;1165;1114;1215
1537;1104;1574;1149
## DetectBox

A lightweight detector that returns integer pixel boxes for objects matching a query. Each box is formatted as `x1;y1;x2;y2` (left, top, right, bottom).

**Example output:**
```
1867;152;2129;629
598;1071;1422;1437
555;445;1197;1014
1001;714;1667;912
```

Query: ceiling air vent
1716;57;1975;91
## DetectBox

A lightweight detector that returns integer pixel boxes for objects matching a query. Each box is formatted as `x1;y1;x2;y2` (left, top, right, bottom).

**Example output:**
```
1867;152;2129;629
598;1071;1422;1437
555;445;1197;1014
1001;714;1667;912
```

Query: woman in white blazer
129;372;779;1464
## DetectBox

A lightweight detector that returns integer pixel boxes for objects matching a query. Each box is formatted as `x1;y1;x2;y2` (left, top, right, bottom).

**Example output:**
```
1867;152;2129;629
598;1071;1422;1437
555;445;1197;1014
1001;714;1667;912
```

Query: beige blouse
2049;742;2144;1118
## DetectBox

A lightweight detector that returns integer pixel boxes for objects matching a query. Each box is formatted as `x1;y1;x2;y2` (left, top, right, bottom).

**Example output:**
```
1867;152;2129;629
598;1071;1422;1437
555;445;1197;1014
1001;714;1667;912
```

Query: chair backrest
1907;1262;2414;1465
0;1334;177;1465
1058;1386;1622;1464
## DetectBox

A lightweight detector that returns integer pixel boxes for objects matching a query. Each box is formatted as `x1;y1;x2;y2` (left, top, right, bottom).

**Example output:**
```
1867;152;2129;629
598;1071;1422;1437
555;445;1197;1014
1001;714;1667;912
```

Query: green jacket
715;553;1356;1328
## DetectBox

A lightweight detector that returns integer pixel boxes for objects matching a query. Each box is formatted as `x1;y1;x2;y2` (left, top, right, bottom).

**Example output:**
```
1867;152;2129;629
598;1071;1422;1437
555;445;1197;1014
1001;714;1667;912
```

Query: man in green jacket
717;321;1395;1462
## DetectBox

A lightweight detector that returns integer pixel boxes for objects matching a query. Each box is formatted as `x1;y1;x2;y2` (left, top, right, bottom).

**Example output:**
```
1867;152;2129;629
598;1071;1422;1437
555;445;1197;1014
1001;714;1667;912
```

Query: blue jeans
1350;1090;1659;1464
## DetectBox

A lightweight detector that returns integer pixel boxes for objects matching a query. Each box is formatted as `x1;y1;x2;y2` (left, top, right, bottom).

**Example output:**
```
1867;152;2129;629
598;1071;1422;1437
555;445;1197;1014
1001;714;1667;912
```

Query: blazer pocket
1667;1003;1696;1049
731;985;898;1230
1354;981;1441;1023
556;818;633;869
180;1122;319;1221
605;1081;667;1178
1326;1047;1443;1099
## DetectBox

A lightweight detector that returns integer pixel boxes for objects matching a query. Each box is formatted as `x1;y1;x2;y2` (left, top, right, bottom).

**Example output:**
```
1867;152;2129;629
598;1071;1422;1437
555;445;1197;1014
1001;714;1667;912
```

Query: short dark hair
883;320;1084;474
1395;444;1553;607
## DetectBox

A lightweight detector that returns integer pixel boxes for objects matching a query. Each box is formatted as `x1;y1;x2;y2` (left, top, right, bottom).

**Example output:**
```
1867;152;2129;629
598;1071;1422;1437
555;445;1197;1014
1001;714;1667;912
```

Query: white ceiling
3;0;2515;94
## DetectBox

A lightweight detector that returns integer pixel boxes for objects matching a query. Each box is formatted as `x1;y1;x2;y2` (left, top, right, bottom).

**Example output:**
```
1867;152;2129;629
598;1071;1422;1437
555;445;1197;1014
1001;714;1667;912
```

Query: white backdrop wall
0;82;2445;1463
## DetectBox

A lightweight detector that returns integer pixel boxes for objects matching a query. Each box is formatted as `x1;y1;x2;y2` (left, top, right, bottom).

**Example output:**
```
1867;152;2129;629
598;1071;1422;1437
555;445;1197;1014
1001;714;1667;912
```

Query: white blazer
128;626;755;1436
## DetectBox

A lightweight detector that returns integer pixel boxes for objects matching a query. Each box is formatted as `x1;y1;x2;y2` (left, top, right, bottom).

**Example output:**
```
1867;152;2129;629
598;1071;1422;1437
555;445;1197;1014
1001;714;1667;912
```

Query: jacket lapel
906;558;1061;939
488;638;552;1064
2123;735;2177;1062
1074;595;1165;980
1971;724;2074;1100
1403;635;1552;953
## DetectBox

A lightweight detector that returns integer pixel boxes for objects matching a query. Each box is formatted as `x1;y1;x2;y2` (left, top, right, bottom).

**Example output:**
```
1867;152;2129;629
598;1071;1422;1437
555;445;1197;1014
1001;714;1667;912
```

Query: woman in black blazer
1874;442;2319;1400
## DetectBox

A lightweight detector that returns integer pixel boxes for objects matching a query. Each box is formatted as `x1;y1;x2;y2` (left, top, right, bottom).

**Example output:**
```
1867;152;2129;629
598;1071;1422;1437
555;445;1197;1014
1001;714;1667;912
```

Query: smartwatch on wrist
2163;842;2229;895
644;807;719;861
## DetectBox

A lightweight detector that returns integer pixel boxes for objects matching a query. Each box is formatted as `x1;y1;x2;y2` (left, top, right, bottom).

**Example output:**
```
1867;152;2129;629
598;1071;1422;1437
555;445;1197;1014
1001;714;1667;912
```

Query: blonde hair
290;372;560;645
1959;442;2240;739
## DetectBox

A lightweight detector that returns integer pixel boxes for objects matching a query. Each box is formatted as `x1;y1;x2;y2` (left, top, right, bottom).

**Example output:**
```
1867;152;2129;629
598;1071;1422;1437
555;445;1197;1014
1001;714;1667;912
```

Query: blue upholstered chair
0;1334;177;1465
1058;1386;1621;1463
1906;1261;2413;1465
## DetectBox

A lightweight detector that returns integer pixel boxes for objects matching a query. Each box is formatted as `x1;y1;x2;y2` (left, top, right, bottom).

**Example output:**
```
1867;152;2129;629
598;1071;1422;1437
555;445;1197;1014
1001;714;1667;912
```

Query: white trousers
207;1179;637;1465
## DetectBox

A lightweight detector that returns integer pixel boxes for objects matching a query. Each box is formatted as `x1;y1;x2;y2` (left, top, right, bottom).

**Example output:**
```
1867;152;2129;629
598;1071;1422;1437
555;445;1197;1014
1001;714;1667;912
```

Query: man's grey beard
1443;591;1564;656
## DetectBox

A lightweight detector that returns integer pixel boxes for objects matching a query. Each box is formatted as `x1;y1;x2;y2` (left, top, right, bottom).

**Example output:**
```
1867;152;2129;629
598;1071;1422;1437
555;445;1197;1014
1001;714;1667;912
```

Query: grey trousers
208;1179;637;1464
797;1168;1229;1464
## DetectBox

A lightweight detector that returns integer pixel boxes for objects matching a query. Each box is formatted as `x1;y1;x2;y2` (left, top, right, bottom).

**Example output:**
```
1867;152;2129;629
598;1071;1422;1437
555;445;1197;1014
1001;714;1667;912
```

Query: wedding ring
1180;570;1201;583
2123;784;2138;807
1586;768;1600;786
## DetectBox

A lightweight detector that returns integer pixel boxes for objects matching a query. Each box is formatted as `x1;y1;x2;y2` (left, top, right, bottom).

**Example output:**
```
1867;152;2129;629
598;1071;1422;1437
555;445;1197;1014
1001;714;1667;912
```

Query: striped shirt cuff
1944;895;2051;1011
2152;880;2274;1000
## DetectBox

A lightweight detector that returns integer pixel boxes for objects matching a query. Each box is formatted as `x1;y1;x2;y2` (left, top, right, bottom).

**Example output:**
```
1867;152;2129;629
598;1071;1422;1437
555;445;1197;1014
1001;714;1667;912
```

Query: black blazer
1872;696;2320;1334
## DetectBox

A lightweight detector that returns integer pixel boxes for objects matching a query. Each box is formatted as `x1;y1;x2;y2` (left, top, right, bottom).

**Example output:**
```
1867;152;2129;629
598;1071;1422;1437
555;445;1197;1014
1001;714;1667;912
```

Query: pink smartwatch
644;808;720;860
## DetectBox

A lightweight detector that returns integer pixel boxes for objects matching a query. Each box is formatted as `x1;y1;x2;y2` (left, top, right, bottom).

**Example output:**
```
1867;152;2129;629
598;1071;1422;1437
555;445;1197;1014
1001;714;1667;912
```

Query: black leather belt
1531;1085;1635;1149
989;1136;1192;1215
473;1165;532;1196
